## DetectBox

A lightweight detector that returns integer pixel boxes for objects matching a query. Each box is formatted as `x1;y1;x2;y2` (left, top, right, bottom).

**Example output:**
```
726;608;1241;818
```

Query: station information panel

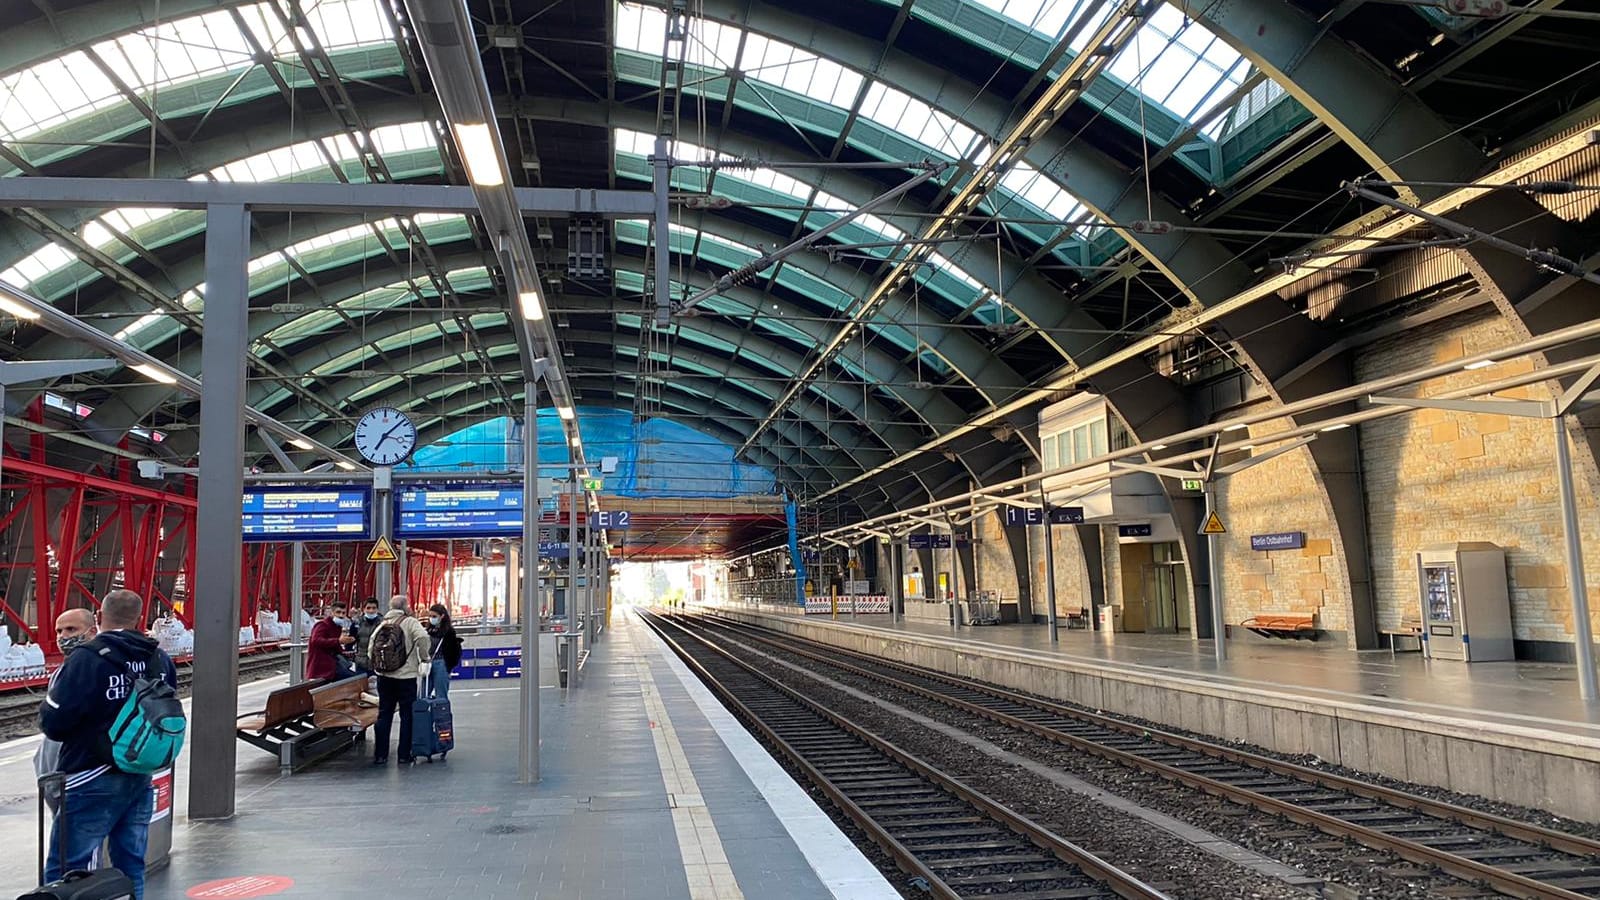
394;485;523;539
242;487;372;541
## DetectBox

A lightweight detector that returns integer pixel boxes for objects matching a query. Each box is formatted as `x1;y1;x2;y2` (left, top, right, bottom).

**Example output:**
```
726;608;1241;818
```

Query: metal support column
397;540;409;595
890;539;901;625
1206;485;1226;664
568;473;580;687
189;204;251;821
288;543;305;684
374;470;393;602
480;545;491;628
1554;414;1600;701
519;380;541;783
1038;483;1059;644
652;136;672;328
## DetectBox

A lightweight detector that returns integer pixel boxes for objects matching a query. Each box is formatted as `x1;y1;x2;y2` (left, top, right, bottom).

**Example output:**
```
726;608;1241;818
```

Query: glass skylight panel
0;242;76;289
370;121;439;156
1107;5;1248;122
965;0;1079;36
859;82;981;159
0;53;122;142
739;32;862;107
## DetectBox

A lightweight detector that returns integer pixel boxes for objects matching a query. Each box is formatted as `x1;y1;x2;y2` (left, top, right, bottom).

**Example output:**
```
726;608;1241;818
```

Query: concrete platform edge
641;615;903;900
715;610;1600;824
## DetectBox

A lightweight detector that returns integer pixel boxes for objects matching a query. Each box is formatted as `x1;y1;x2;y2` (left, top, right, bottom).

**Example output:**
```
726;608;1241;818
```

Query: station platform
0;611;897;899
706;606;1600;824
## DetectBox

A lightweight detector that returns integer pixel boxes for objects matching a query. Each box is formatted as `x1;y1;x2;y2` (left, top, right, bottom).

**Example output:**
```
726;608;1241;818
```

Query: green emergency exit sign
1181;478;1204;492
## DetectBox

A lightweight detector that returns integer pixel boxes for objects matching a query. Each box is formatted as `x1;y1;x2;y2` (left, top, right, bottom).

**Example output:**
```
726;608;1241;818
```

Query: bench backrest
262;683;316;729
1249;614;1315;629
310;676;368;708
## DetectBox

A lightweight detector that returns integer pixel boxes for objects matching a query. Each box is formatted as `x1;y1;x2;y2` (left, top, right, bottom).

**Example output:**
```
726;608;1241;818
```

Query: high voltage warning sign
1200;511;1227;535
367;535;399;563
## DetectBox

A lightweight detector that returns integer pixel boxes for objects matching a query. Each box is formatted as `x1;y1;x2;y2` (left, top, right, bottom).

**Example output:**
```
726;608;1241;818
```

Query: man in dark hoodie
38;589;178;899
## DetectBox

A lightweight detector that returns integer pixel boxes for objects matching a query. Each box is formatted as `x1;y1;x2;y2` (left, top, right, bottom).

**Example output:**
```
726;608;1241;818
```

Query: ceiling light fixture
0;292;41;321
519;290;545;321
131;363;177;385
336;461;358;471
557;406;575;421
1462;358;1496;371
453;122;504;187
289;438;314;450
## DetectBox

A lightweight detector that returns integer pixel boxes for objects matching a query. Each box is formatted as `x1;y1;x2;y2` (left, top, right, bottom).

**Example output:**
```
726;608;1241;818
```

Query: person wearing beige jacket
367;595;432;765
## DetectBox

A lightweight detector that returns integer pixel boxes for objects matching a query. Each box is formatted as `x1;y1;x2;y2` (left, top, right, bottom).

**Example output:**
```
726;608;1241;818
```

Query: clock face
352;407;417;466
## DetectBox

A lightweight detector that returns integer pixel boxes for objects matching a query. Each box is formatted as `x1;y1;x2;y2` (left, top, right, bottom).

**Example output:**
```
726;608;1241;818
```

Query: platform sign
1250;531;1304;551
908;534;952;549
1048;506;1085;525
242;486;371;542
589;510;631;530
1003;507;1043;527
394;485;522;539
1118;523;1153;538
538;541;572;559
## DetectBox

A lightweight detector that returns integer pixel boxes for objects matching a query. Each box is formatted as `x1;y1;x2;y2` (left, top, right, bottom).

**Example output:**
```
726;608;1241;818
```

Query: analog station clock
352;406;417;466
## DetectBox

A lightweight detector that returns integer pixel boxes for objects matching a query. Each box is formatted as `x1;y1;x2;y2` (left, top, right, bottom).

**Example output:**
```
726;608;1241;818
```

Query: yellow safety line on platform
633;645;746;900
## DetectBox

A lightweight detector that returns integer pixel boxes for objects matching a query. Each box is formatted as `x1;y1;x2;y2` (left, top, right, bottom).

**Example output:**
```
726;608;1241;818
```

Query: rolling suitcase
410;671;454;763
19;773;135;900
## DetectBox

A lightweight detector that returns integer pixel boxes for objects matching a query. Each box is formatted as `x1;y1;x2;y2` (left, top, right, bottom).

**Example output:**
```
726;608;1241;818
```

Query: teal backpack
104;648;186;775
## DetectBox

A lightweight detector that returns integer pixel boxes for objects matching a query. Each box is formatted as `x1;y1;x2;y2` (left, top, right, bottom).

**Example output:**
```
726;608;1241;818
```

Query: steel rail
696;614;1600;900
640;610;1170;900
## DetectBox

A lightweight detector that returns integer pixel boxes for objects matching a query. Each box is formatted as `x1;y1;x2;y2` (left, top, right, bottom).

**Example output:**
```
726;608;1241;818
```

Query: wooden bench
1240;614;1320;640
1380;615;1424;656
235;676;370;772
311;677;379;732
1063;607;1091;630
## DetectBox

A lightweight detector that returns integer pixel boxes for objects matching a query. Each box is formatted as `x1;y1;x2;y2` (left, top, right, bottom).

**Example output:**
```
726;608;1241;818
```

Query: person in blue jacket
37;589;178;899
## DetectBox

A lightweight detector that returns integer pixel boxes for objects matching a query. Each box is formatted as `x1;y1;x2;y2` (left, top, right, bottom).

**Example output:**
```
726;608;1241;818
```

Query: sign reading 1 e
589;510;631;530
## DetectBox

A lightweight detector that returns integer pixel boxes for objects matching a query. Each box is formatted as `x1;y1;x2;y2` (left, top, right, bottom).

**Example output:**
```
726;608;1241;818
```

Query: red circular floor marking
186;875;294;898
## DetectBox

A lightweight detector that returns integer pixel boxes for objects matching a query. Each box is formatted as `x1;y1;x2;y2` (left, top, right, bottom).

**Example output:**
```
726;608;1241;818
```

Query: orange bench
1241;614;1319;641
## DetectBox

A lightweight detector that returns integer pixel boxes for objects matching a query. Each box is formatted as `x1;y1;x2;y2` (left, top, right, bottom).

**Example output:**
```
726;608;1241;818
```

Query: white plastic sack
239;625;256;646
20;643;44;678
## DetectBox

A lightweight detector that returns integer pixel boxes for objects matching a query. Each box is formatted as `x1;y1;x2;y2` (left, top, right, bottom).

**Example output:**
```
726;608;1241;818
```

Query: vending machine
1416;543;1513;662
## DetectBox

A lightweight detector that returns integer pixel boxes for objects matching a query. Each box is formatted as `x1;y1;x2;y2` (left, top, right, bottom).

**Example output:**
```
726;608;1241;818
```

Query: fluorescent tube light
557;406;575;420
131;363;177;385
1462;359;1496;370
1222;422;1248;432
519;290;545;321
336;461;358;471
1319;422;1350;432
289;438;314;450
453;122;504;187
0;292;41;321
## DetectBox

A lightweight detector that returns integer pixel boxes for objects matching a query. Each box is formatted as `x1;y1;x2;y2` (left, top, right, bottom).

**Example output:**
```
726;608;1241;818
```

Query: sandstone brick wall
1025;518;1093;617
1215;417;1354;636
973;507;1021;600
1355;308;1600;647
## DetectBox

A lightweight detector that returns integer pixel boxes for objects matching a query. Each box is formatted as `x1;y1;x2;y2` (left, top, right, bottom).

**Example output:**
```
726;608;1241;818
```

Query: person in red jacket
305;602;353;681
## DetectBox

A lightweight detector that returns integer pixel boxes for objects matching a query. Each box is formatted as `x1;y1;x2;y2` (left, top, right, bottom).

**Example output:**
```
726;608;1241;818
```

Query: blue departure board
394;486;524;538
242;487;372;542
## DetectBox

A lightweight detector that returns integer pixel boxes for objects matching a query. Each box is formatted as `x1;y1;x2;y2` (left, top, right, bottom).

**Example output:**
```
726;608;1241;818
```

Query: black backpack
370;621;408;674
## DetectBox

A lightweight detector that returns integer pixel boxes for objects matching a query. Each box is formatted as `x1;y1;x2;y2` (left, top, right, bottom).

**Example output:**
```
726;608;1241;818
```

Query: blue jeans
429;658;451;700
45;770;153;898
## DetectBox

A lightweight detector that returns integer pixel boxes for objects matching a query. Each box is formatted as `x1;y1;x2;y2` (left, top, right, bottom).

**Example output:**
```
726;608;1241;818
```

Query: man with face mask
35;609;99;811
305;603;352;682
350;598;382;677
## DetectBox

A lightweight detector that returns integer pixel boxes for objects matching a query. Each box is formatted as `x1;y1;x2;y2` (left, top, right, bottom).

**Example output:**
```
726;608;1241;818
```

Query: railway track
686;613;1600;900
0;650;291;739
639;610;1171;900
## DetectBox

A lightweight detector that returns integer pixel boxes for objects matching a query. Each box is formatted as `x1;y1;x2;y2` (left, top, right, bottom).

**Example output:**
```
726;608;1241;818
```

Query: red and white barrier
803;595;890;615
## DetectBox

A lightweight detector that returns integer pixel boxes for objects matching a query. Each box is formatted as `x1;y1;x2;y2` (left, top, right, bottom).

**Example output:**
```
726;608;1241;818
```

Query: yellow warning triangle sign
367;535;399;563
1199;511;1227;535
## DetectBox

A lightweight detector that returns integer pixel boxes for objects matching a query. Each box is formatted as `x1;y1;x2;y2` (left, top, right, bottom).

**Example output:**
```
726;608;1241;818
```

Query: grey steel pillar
189;204;250;821
1206;484;1226;664
480;544;490;628
397;540;409;595
503;546;513;625
288;543;305;685
568;472;580;687
518;382;541;783
889;540;901;624
1039;484;1059;644
652;136;672;328
1554;414;1599;702
374;474;393;603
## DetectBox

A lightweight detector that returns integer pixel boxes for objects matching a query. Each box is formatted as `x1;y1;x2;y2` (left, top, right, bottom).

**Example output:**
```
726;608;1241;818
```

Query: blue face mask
333;617;350;628
365;612;379;621
428;616;441;627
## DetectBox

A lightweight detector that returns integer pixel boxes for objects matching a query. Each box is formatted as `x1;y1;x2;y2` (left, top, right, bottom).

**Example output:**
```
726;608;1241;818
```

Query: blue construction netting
402;408;778;500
